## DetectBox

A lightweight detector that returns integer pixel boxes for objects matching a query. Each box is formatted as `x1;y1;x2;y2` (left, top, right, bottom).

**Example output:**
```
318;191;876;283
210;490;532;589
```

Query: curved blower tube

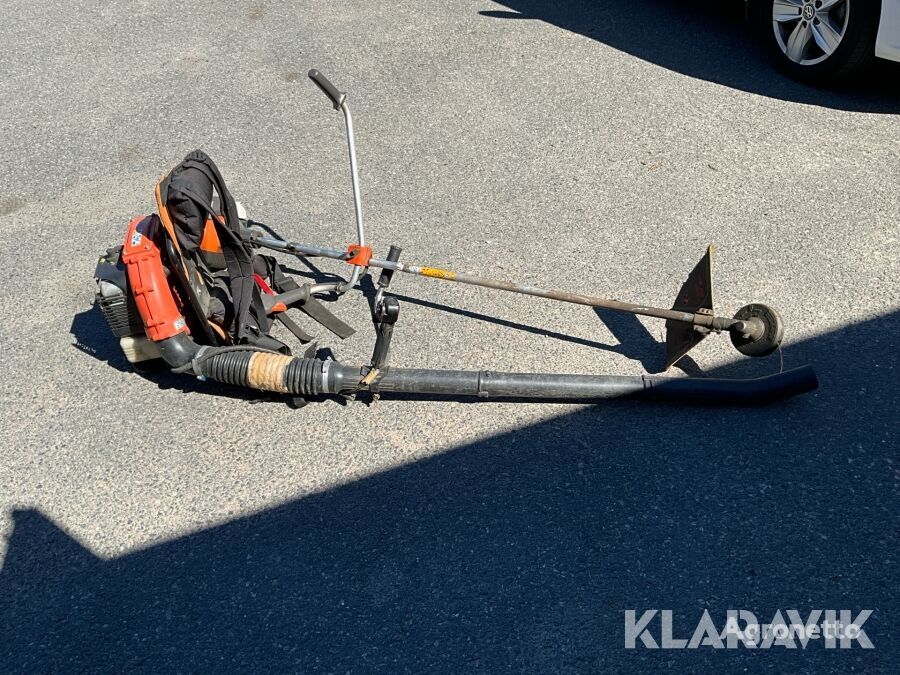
155;333;817;405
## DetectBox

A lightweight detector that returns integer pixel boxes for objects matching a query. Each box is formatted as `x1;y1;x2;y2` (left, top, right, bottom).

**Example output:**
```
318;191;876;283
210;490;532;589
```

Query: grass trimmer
93;70;817;405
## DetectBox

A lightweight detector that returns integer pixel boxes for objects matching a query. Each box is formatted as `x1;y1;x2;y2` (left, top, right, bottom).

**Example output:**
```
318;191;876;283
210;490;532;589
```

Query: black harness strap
165;150;354;349
297;298;356;340
167;151;256;343
269;266;356;339
276;313;315;344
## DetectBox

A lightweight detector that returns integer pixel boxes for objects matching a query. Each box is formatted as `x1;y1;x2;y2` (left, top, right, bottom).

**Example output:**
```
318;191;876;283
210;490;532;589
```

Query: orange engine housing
122;215;189;342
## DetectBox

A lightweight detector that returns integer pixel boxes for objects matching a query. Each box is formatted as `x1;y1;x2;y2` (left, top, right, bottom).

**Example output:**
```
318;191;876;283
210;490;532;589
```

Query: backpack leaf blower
93;69;817;406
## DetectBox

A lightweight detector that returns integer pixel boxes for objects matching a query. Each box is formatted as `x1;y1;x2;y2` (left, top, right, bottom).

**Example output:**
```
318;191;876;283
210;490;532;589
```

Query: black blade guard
665;245;714;370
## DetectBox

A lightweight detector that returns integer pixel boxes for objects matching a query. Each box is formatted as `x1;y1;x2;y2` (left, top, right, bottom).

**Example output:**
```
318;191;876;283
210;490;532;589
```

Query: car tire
756;0;881;83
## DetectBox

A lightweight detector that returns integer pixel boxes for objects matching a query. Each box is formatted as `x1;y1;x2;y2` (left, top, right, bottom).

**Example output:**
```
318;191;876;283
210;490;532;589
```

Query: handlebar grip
378;245;402;288
307;69;346;110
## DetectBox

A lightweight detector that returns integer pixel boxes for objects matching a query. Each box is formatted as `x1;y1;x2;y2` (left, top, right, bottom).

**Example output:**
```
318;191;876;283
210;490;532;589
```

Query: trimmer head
730;303;784;357
664;245;715;370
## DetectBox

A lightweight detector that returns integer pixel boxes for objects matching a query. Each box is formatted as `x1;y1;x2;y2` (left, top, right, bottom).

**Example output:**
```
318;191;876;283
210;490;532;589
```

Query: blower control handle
308;69;346;110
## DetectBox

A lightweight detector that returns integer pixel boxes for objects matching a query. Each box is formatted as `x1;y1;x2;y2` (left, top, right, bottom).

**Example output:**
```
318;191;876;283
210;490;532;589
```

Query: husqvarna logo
624;610;873;649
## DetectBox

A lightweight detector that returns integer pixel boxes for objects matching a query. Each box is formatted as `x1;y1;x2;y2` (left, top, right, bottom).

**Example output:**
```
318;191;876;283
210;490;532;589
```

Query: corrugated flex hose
186;347;326;396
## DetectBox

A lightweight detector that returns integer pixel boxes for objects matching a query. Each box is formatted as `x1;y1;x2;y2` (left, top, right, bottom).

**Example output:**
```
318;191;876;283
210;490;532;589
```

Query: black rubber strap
276;313;315;344
299;298;356;339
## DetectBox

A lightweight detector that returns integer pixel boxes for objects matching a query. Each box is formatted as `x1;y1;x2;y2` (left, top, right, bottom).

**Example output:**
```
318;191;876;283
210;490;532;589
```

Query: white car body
876;0;900;61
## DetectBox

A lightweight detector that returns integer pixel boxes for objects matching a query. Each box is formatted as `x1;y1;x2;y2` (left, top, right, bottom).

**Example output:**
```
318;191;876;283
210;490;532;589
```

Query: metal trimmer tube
250;232;737;331
389;265;736;331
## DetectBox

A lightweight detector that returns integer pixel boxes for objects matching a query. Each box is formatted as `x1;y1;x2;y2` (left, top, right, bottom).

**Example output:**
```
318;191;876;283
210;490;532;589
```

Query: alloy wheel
772;0;850;66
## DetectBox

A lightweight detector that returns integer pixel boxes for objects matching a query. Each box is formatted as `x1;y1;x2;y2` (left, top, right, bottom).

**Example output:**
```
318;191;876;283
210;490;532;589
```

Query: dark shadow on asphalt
392;291;632;354
14;310;898;671
69;304;133;373
594;308;668;373
481;0;900;113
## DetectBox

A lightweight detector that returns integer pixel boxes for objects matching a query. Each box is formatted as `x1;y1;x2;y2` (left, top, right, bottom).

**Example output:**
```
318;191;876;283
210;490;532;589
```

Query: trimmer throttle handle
307;69;346;110
378;245;403;288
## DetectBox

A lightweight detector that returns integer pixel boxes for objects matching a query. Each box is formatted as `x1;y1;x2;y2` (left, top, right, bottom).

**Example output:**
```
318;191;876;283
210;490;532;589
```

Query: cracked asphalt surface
0;0;898;672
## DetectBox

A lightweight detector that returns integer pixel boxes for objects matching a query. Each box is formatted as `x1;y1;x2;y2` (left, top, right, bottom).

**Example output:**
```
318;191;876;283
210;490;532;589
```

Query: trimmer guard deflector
665;245;715;370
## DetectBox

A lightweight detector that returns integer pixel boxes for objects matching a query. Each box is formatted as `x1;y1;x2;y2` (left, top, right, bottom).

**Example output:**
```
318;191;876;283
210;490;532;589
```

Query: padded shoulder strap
164;150;256;342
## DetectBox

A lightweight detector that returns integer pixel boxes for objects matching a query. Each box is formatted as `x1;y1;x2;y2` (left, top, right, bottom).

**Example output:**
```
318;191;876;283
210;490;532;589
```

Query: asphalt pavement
0;0;898;672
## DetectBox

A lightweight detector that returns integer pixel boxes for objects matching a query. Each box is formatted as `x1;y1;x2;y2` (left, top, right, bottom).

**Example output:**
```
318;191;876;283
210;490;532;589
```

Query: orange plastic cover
122;215;189;342
346;244;373;267
199;219;222;253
